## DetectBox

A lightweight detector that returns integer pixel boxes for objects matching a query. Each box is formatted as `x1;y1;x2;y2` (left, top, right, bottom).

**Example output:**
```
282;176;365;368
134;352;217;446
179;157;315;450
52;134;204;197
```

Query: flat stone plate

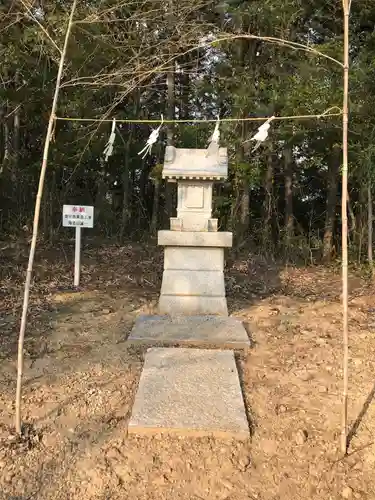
128;348;250;439
127;315;250;349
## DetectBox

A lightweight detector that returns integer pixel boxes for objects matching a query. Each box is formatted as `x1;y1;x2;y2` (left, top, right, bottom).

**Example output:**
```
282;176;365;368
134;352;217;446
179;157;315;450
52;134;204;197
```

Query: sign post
62;205;94;288
74;226;81;287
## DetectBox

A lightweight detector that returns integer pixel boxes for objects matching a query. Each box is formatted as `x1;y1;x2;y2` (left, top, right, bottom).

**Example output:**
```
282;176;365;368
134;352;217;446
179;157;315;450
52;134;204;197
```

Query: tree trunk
166;69;175;146
238;122;249;244
13;107;20;173
368;180;373;273
13;71;20;181
164;63;175;227
13;100;21;215
119;164;129;241
238;176;250;246
347;189;356;243
284;146;294;254
179;64;190;119
119;135;132;242
0;105;4;176
237;178;249;249
322;146;340;262
356;186;366;263
95;158;108;232
42;181;49;239
49;170;56;243
262;152;274;250
151;179;160;235
1;103;10;175
240;183;250;231
228;180;241;234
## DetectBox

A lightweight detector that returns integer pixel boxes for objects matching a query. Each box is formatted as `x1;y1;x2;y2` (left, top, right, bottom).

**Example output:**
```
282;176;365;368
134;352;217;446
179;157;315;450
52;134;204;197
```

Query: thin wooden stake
15;0;77;435
341;0;350;455
368;180;373;275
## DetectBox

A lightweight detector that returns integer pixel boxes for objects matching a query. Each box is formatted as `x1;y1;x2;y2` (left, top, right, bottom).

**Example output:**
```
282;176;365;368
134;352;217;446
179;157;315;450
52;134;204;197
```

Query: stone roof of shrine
162;146;228;180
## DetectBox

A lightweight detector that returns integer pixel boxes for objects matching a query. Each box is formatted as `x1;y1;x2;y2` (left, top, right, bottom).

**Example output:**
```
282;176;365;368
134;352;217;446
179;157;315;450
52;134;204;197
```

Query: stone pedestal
158;146;232;316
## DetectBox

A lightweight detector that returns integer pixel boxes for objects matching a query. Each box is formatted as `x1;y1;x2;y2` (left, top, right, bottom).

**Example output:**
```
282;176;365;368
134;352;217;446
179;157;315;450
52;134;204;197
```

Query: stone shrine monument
128;142;250;440
158;145;232;316
129;144;250;348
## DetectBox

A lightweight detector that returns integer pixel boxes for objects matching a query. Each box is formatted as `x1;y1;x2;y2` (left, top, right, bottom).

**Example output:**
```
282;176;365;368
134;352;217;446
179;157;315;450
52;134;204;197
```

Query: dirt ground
0;240;375;500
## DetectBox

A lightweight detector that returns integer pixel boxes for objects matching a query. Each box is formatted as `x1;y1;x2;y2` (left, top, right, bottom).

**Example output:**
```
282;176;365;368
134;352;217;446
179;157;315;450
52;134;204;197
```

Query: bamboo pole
341;0;350;455
368;179;373;275
15;0;77;435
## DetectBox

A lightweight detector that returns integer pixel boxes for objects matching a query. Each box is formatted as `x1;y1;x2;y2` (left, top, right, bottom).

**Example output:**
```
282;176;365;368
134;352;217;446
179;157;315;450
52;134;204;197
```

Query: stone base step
127;315;250;349
128;347;250;440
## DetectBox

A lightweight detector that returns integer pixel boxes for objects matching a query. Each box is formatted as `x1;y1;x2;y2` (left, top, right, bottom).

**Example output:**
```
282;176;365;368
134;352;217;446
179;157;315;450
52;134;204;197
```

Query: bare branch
19;0;62;55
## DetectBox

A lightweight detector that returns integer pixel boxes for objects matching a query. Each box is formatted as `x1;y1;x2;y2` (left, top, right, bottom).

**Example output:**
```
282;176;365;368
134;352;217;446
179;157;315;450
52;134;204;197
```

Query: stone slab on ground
128;347;250;439
127;315;250;349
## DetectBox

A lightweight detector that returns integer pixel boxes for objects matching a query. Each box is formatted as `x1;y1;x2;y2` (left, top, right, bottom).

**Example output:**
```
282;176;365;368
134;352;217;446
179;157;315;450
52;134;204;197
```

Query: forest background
1;0;374;265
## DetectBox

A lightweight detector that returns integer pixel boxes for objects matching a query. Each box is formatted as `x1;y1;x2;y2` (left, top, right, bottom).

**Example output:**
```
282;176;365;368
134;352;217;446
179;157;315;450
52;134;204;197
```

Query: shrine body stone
158;145;232;316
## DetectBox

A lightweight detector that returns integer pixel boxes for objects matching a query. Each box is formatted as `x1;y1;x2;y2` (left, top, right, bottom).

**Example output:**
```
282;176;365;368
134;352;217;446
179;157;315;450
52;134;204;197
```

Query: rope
54;107;342;125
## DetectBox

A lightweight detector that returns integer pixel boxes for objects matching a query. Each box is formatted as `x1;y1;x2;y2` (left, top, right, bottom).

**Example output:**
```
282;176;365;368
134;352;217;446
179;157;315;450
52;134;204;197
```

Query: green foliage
0;0;375;261
150;163;163;181
235;161;262;188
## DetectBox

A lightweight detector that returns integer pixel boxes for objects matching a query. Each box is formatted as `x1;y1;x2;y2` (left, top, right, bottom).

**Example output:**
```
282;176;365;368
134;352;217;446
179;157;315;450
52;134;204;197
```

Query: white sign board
62;204;94;287
63;205;94;228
